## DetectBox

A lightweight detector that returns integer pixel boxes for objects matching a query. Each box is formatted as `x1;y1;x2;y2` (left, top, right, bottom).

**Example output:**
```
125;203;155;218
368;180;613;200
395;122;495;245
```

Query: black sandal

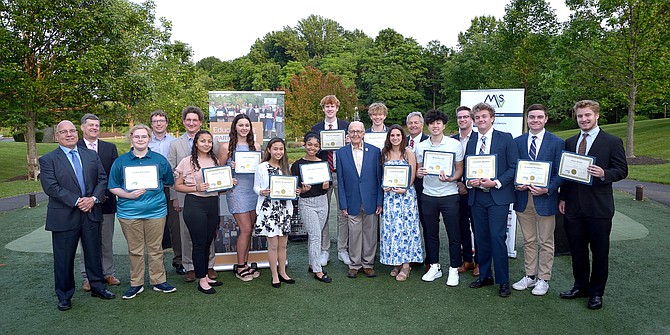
244;262;261;278
235;265;253;282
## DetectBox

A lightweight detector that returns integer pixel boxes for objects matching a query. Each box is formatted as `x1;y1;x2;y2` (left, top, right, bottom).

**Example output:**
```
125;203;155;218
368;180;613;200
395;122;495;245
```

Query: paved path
0;179;668;213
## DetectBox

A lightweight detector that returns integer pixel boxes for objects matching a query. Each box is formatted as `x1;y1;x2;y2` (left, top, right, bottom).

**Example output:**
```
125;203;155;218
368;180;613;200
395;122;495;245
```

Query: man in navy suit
336;121;383;278
511;104;564;296
465;102;519;297
40;120;115;311
77;113;120;290
558;100;628;310
311;95;351;266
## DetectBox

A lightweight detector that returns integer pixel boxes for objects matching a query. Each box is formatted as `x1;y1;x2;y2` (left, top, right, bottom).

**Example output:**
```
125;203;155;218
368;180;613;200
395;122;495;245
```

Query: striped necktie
479;136;487;155
529;135;537;160
327;124;334;172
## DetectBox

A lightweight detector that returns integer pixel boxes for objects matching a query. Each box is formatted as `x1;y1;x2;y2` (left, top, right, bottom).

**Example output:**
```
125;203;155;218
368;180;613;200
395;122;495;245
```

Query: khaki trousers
119;217;167;286
515;193;555;280
347;207;378;270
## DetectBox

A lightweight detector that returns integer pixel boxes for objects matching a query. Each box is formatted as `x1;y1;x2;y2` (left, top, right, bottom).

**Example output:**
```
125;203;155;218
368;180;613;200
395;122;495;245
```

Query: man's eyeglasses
349;130;364;134
457;115;471;120
57;130;78;135
151;119;167;124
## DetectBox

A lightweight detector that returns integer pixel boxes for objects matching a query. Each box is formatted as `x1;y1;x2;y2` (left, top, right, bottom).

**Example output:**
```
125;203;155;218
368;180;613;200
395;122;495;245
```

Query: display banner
461;89;525;258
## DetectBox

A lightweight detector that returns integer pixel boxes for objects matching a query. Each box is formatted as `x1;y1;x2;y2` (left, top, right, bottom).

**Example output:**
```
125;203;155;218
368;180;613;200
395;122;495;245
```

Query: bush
559;118;577;129
621;115;650;122
12;132;44;142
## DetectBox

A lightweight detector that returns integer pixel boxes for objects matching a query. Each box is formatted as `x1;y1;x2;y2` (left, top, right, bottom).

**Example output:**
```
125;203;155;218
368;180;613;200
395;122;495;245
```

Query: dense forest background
2;0;669;177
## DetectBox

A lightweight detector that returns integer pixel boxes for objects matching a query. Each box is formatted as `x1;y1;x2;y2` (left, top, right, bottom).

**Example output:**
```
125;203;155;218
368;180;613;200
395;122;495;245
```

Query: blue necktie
70;150;86;196
529;136;537;160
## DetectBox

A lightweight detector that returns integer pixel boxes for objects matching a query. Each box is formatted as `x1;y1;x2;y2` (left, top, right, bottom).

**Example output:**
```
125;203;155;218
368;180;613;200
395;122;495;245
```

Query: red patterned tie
327;124;334;172
409;138;415;149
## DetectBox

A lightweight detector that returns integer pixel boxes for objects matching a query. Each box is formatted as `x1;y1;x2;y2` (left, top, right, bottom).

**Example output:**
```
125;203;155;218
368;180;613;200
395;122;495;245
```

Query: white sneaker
320;251;329;266
531;279;549;296
512;276;537;291
446;267;459;286
421;263;442;282
337;251;351;265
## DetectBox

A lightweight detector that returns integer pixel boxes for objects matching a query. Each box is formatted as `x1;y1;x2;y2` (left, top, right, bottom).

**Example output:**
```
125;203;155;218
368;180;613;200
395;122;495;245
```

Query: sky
145;0;572;62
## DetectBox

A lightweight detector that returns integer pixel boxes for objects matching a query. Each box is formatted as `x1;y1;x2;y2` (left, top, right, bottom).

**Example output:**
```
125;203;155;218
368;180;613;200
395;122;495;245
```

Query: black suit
560;129;627;296
39;146;108;302
452;132;476;264
78;139;117;214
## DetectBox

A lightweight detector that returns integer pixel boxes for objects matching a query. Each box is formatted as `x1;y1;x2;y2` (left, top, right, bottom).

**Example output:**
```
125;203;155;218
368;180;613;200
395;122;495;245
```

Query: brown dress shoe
82;279;91;292
458;261;475;273
208;268;218;279
184;270;196;282
363;268;377;278
105;275;121;286
472;264;480;277
347;268;358;278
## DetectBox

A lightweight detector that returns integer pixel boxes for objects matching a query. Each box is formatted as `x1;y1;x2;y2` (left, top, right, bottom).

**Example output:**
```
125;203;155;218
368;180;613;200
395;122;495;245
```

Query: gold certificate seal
217;180;222;185
281;189;286;194
330;142;335;146
435;165;440;171
245;164;250;169
393;179;398;184
477;168;483;174
530;176;535;181
571;169;577;175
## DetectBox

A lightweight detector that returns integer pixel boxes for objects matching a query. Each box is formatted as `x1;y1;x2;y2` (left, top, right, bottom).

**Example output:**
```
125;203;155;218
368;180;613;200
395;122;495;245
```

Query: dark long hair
228;114;255;159
262;137;289;175
380;124;407;164
190;130;218;171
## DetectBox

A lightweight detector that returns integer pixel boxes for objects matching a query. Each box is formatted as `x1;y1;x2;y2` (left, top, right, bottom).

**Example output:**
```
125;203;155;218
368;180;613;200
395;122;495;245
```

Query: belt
476;187;490;193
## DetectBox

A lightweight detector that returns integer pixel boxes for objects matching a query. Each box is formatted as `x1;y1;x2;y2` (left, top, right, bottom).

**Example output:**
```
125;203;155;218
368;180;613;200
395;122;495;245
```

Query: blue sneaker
153;282;177;293
122;286;144;299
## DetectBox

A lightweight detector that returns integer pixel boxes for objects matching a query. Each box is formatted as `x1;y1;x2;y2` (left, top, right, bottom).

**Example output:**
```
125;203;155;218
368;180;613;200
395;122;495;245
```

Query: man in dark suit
406;111;429;244
558;100;628;309
336;121;383;278
465;102;519;297
452;106;478;276
40;120;115;311
512;104;564;296
77;113;120;291
311;95;351;266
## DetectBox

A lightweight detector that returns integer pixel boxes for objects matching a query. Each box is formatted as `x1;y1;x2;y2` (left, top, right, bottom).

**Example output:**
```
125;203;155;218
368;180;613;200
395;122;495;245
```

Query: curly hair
227;114;255;159
190;130;218;171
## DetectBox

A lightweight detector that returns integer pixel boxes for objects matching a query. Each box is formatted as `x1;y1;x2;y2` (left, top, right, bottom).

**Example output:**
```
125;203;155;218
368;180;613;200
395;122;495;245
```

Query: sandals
390;266;400;277
235;265;253;282
244;262;261;278
396;265;410;281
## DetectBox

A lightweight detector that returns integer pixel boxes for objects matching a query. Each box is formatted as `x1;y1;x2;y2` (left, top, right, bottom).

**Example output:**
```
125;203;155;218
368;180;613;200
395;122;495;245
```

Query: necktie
479;136;487;155
70;150;86;196
409;138;415;149
529;135;537;160
327;124;334;172
578;133;588;155
88;142;97;152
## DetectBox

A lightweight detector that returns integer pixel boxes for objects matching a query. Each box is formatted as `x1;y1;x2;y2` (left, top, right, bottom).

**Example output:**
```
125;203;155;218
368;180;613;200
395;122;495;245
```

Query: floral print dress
254;164;292;237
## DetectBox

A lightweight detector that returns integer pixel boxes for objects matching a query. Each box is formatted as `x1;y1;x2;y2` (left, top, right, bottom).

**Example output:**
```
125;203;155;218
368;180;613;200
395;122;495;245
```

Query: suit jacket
78;139;118;214
559;129;628;219
408;133;429;192
465;129;518;206
335;143;383;215
167;133;220;206
513;131;564;216
312;119;351;165
40;147;108;232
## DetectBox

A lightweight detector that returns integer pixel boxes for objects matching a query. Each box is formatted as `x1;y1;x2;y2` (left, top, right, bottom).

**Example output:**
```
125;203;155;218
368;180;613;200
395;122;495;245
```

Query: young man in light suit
336;121;383;278
512;104;564;296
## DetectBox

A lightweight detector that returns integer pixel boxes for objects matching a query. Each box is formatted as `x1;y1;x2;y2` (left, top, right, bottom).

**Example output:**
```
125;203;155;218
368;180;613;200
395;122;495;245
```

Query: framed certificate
423;150;455;177
124;165;159;190
320;130;346;150
275;116;283;123
465;154;497;180
202;166;234;192
515;160;552;187
364;132;387;149
269;175;298;200
234;151;261;174
265;112;273;118
299;161;331;185
558;151;596;185
382;164;411;189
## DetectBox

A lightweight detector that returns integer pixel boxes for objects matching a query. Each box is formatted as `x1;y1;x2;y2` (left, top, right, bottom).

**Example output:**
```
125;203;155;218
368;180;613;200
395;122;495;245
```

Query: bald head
55;120;78;149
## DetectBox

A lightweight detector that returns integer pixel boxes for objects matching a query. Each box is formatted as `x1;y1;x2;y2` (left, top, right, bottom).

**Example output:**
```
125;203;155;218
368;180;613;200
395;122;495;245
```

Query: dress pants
119;217;167;286
347;206;378;270
179;202;216;272
79;213;115;279
421;194;461;267
515;192;555;280
163;186;182;266
459;192;477;264
299;194;328;273
324;171;348;253
182;195;219;279
471;190;509;284
563;210;612;296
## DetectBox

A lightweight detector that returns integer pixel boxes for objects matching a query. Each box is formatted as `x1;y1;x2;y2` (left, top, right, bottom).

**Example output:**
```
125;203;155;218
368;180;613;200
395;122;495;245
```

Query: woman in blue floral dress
380;125;424;281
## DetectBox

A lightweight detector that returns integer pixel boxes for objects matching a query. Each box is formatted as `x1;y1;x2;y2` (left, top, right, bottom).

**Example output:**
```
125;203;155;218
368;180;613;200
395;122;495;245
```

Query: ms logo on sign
483;94;505;108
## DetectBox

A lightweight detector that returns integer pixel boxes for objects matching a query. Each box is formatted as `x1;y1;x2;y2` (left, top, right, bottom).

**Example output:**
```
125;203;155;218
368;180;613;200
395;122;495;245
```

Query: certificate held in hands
124;165;159;190
364;132;387;150
234;151;261;174
382;164;411;189
465;154;497;180
202;166;234;192
558;151;595;185
320;130;346;150
269;176;298;200
423;150;455;177
299;161;331;185
515;160;551;187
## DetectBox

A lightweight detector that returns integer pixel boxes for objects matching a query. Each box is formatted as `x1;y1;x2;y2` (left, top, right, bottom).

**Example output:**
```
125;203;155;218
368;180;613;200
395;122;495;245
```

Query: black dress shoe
91;288;115;299
559;288;590;299
469;277;494;288
197;283;216;294
57;299;72;311
278;275;295;284
587;296;603;309
175;264;186;275
271;281;281;288
207;281;223;287
315;273;333;283
499;283;511;297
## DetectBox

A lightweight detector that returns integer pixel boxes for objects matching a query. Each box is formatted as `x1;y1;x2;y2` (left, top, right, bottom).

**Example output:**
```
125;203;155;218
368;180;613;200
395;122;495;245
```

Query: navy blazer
465;129;518;206
40;147;108;232
560;129;628;219
311;119;351;166
78;139;118;214
513;131;565;216
335;143;383;215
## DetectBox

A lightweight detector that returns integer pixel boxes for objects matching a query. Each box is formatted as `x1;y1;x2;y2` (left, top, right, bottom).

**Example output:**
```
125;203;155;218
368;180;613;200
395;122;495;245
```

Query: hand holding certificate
299;161;331;185
423;150;455;177
320;130;346;150
202;166;234;192
465;154;497;179
234;151;261;174
124;165;159;190
558;151;595;185
515;160;551;187
382;164;411;189
269;176;299;200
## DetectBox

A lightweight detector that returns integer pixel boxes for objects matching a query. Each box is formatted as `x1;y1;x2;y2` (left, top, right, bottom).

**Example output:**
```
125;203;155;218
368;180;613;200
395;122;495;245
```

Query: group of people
40;95;626;311
208;101;284;138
